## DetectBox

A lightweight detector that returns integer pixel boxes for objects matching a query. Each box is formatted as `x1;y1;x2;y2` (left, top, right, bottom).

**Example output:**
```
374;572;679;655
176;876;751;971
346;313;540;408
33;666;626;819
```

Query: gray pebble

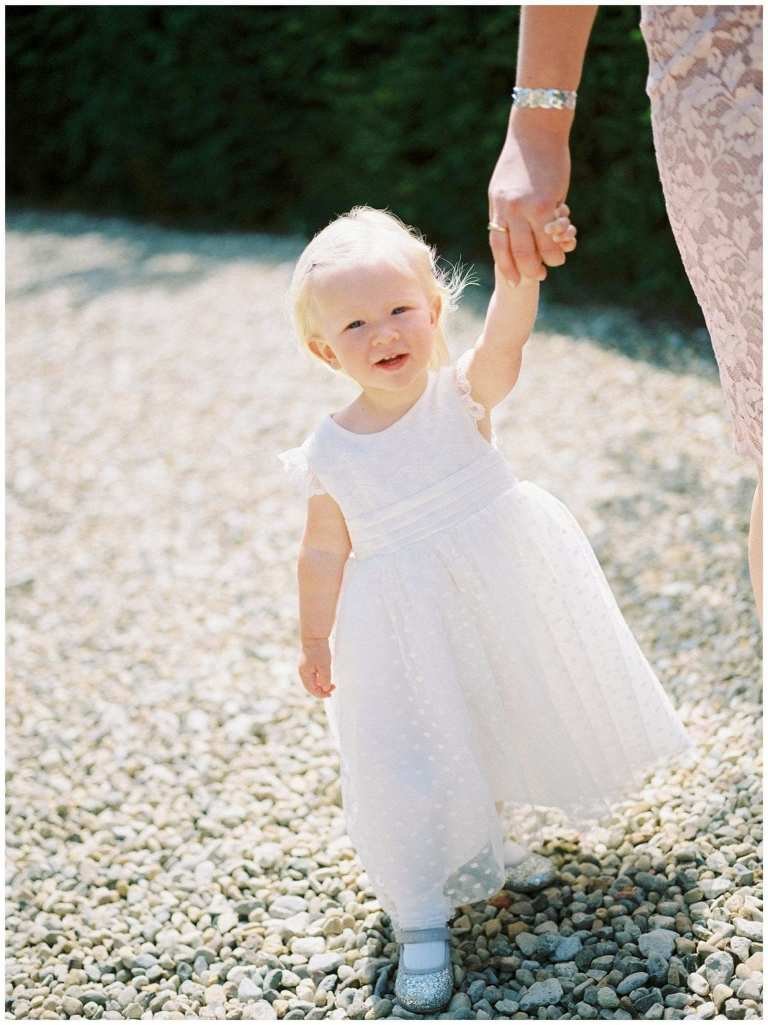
638;930;677;961
263;968;283;991
514;932;538;957
636;872;668;893
79;991;107;1006
494;999;519;1014
553;935;582;962
519;978;563;1010
734;918;762;942
702;951;735;988
268;896;308;918
536;934;562;959
617;972;649;995
730;937;752;963
695;1001;717;1019
658;901;680;916
467;979;486;1002
687;972;709;996
647;954;668;984
132;954;157;970
724;997;746;1019
665;993;689;1009
597;986;619;1008
735;976;762;1002
238;976;263;1000
307;952;345;973
632;988;665;1014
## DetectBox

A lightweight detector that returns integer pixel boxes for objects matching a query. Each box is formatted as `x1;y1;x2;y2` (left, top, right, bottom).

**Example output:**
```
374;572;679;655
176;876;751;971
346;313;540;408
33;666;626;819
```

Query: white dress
277;355;697;935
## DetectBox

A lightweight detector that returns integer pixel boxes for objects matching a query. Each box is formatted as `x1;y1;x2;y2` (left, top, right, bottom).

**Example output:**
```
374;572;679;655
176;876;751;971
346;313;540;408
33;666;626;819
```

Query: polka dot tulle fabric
276;355;696;933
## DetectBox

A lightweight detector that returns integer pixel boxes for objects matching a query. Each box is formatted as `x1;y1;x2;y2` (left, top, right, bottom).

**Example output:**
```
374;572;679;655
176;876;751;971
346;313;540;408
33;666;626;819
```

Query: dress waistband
346;447;519;560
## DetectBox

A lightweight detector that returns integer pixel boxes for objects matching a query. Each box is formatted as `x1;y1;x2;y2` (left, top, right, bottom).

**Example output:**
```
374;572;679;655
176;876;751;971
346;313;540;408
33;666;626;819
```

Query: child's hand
299;638;336;699
543;203;577;254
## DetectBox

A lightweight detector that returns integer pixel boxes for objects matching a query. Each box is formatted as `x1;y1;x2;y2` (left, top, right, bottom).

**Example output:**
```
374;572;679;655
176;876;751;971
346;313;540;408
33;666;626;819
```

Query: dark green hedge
7;5;700;324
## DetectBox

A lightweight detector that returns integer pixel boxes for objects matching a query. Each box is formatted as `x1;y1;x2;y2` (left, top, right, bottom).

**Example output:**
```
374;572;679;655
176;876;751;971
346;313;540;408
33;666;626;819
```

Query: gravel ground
6;211;762;1021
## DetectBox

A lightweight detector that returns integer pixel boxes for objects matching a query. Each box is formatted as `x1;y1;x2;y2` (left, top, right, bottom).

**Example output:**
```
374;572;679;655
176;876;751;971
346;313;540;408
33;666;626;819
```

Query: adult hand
488;112;573;285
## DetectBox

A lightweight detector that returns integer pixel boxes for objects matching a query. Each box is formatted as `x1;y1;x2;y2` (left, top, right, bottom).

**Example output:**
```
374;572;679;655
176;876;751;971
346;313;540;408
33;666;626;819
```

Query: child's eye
345;307;409;331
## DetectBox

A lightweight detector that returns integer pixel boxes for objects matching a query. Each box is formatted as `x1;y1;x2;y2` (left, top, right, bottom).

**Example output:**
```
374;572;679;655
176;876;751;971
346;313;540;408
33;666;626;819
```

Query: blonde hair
287;206;475;374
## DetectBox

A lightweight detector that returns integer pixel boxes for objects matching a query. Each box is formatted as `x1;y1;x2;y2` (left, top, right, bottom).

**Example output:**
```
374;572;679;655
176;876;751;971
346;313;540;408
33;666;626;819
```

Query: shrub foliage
7;5;700;321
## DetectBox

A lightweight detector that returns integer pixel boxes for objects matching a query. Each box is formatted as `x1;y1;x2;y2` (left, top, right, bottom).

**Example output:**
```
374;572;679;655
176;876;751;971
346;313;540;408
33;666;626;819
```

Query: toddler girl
276;206;696;1014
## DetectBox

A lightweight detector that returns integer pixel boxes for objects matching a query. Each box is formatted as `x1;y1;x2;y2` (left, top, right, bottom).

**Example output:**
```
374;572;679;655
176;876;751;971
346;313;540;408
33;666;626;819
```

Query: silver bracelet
511;87;577;111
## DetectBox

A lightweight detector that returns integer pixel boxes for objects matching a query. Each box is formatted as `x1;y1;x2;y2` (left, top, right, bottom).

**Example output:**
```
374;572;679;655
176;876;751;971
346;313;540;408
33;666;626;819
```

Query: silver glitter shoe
504;851;558;892
393;924;454;1015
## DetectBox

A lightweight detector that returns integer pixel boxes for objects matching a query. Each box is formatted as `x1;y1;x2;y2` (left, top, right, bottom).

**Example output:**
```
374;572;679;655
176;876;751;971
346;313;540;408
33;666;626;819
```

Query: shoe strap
394;925;451;944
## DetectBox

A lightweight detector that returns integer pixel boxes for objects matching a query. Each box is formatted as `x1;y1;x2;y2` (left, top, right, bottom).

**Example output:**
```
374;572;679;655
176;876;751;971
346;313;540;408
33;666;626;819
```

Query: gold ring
487;220;509;233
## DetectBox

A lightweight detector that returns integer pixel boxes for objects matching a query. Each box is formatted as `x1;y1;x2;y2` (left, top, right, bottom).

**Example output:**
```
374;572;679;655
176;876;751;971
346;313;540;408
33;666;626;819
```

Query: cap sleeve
453;350;503;451
276;439;328;499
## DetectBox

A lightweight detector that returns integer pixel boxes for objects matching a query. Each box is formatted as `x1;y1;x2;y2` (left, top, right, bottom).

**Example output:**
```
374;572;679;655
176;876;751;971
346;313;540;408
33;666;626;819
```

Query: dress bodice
277;356;519;559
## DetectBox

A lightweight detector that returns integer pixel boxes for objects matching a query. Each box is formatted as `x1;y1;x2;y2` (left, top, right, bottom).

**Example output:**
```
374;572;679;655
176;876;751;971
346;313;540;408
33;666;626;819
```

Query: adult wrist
507;102;574;139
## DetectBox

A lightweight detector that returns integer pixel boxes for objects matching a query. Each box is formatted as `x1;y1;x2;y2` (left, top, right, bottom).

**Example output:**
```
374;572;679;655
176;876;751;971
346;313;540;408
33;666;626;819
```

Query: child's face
307;258;441;390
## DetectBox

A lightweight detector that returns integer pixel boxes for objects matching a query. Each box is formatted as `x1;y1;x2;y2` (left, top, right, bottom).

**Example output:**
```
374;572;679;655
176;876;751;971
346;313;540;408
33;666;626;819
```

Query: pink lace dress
277;355;696;933
640;5;762;466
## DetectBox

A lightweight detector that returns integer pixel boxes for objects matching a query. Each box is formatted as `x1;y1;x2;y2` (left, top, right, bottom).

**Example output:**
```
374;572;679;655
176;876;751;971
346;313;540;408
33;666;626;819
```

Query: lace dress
640;4;762;466
277;355;697;933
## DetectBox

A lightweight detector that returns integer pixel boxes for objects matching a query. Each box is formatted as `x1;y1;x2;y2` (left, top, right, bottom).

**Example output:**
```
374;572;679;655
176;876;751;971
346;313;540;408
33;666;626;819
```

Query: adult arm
488;5;598;285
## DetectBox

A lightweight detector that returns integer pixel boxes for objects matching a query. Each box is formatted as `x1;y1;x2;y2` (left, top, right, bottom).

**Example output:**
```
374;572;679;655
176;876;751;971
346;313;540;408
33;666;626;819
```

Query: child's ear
308;336;339;368
429;294;442;325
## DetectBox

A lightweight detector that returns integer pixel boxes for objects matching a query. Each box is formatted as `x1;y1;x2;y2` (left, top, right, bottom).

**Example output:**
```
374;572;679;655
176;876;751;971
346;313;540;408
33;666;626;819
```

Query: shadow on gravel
6;208;305;309
9;207;718;378
458;270;718;378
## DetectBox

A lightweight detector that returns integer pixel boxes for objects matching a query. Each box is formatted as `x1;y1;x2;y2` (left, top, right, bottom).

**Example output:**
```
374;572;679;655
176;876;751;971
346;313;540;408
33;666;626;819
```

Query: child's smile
374;352;410;371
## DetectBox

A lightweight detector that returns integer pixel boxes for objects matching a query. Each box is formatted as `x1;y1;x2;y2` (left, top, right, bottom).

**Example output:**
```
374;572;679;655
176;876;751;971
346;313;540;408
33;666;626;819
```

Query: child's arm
296;492;352;699
463;206;576;411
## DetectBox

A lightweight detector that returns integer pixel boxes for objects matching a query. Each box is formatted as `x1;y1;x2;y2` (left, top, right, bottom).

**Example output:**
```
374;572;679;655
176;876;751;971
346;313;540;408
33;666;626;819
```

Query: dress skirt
324;477;697;933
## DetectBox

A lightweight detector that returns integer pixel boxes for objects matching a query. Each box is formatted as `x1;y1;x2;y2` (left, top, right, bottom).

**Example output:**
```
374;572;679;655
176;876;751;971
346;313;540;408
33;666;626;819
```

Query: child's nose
374;324;399;345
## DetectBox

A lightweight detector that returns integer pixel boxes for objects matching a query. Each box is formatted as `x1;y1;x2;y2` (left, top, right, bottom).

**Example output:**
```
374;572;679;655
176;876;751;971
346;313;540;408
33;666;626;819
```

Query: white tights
403;805;531;970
